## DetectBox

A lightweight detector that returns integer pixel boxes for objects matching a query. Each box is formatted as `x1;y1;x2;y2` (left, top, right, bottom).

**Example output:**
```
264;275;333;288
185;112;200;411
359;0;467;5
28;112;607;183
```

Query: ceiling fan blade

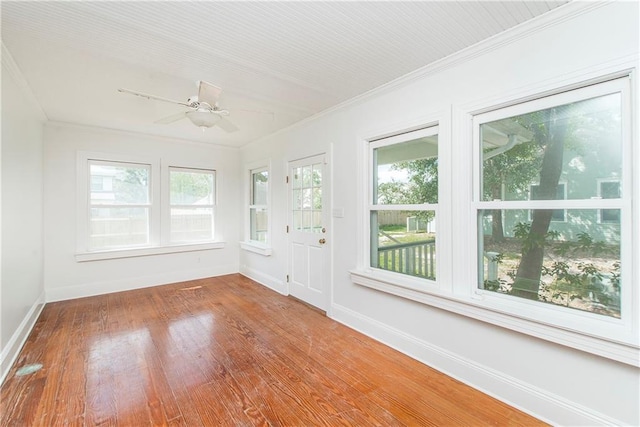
216;117;239;133
155;111;187;124
198;81;222;107
118;88;190;107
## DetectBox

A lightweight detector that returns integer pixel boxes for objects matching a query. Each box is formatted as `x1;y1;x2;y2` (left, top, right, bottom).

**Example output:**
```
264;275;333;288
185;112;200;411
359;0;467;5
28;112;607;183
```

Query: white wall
1;48;46;382
43;124;241;301
241;2;640;425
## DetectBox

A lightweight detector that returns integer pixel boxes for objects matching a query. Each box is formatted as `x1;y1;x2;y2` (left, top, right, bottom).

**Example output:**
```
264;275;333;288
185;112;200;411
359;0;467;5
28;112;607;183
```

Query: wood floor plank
1;274;547;426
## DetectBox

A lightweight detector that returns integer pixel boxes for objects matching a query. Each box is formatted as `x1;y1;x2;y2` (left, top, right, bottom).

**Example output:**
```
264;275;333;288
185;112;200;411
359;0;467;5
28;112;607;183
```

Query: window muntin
249;168;269;243
598;180;621;224
529;182;566;222
475;78;628;319
88;161;151;250
169;167;215;243
369;126;439;280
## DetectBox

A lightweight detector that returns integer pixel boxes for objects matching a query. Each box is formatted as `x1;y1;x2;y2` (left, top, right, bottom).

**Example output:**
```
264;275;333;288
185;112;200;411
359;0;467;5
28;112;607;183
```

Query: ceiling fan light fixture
186;110;221;129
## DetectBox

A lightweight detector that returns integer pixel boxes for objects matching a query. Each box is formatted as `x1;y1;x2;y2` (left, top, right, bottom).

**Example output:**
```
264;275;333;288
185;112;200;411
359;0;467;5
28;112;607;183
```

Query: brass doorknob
319;238;326;244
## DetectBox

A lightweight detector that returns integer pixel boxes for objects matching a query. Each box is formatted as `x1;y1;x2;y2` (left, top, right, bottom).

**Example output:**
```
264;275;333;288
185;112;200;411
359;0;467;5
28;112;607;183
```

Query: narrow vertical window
88;160;151;250
169;167;215;243
369;126;439;281
249;168;269;243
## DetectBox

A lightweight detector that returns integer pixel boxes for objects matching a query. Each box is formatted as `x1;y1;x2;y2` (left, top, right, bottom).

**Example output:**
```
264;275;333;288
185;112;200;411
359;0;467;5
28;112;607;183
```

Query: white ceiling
1;1;568;147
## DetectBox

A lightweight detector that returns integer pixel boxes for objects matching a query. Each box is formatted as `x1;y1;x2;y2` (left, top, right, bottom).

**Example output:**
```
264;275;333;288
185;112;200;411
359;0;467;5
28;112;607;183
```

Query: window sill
240;242;272;256
350;269;639;367
75;242;226;262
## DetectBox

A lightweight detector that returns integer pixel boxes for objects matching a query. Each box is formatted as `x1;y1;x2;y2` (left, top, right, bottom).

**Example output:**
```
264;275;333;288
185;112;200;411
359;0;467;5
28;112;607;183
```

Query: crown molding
45;120;240;151
1;43;48;122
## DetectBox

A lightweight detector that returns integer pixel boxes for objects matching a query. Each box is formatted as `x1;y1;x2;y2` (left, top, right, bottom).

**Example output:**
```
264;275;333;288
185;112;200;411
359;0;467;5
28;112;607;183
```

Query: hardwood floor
1;274;546;426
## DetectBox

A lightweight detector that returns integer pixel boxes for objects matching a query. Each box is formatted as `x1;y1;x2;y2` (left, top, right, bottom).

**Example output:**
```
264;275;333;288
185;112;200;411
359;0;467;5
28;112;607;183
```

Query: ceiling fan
118;81;238;132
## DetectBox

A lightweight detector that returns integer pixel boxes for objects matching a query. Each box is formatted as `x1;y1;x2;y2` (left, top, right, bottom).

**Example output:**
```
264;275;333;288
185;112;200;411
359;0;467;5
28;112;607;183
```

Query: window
475;78;628;320
598;179;621;223
249;168;269;243
169;167;215;243
353;75;636;364
88;160;151;251
369;126;439;281
78;154;221;259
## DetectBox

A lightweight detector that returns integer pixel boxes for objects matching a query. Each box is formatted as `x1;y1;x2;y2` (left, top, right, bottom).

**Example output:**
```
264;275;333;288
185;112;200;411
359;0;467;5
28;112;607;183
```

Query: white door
288;154;329;311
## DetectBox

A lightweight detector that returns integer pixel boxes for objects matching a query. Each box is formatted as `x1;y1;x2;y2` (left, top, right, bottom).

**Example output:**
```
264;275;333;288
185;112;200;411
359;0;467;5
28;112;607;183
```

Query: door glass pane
312;163;322;186
313;188;322;209
302;166;312;187
292;167;302;189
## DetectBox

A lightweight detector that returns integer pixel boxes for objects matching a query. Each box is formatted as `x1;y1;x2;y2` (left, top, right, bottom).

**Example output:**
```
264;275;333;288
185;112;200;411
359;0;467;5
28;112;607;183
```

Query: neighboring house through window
598;179;621;224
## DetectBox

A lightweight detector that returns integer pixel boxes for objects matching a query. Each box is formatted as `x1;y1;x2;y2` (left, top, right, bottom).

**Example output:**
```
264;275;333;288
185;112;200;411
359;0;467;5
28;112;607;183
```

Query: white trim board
330;302;625;427
46;264;238;302
240;266;286;296
0;292;46;386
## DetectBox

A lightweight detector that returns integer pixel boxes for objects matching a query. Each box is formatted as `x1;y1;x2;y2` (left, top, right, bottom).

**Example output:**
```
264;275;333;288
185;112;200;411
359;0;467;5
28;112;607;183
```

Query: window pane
251;170;268;205
600;181;620;223
90;163;149;205
481;93;621;202
312;163;322;186
89;207;149;250
302;165;312;187
170;207;213;242
292;167;302;189
374;135;438;205
170;169;215;205
479;209;621;318
371;210;436;279
250;207;268;243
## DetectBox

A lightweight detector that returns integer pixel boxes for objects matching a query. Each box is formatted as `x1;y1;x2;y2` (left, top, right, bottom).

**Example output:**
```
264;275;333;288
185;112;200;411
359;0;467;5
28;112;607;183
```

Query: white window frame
240;160;272;256
471;77;635;352
352;73;639;367
167;166;216;245
368;126;440;291
76;152;224;262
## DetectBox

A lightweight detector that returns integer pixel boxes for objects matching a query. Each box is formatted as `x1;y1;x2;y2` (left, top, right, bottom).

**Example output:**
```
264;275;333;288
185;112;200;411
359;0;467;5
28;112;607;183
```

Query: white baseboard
46;264;239;302
0;291;46;386
239;265;286;295
330;302;622;427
